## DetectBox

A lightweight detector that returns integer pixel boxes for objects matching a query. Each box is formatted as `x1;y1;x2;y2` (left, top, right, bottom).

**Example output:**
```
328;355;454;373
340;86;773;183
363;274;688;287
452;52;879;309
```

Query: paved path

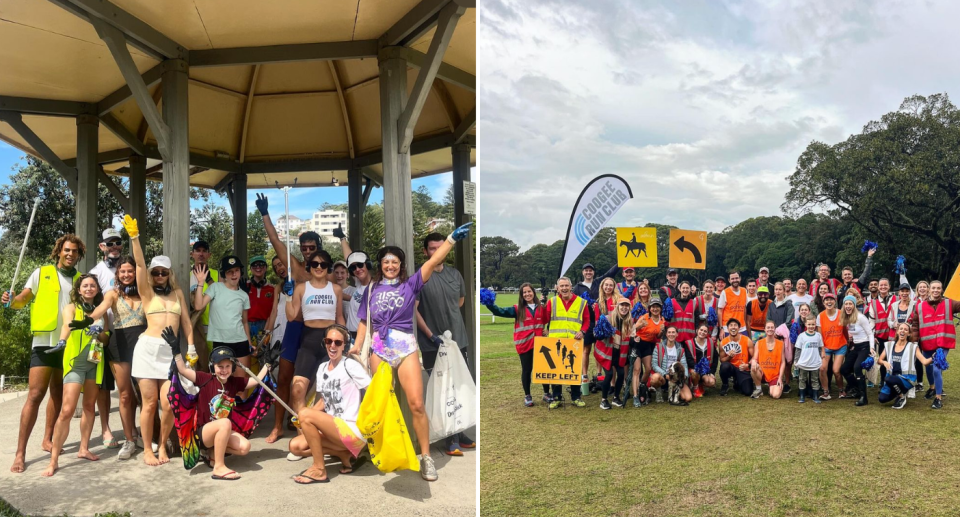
0;391;476;517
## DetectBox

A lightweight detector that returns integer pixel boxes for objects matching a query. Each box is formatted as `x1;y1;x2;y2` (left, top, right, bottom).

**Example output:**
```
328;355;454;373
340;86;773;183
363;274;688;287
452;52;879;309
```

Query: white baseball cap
346;251;369;267
102;228;121;241
148;256;172;270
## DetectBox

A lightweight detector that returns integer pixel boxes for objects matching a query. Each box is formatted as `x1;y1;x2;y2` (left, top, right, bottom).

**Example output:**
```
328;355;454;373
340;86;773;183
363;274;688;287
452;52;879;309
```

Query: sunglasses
308;261;330;271
104;240;122;248
348;264;365;273
300;245;317;252
151;269;170;277
324;338;344;347
251;263;267;268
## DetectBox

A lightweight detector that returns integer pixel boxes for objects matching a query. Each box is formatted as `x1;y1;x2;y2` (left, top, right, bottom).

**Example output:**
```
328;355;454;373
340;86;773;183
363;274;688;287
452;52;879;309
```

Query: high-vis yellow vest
30;265;80;333
64;306;105;384
548;295;585;338
200;269;220;326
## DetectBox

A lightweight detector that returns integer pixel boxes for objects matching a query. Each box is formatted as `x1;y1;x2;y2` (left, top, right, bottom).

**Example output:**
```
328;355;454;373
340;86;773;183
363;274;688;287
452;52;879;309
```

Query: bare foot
40;440;53;453
144;453;162;467
10;455;26;473
265;427;284;444
41;461;58;477
158;450;170;465
77;450;100;462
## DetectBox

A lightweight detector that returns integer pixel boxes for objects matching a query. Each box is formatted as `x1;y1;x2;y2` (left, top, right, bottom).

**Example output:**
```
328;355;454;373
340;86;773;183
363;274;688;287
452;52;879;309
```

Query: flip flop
294;470;329;484
211;470;241;481
103;435;120;449
340;456;367;474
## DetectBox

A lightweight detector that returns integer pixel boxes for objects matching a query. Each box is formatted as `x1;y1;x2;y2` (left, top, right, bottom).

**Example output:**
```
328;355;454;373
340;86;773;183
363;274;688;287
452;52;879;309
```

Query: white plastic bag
425;331;477;443
865;348;881;386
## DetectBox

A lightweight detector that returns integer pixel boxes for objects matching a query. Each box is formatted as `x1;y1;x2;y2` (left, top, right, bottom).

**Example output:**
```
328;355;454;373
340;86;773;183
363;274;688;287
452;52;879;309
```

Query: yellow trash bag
357;362;420;473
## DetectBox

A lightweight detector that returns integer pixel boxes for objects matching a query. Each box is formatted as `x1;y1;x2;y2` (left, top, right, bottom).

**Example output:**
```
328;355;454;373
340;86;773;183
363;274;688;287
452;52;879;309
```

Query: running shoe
751;387;762;399
907;387;916;399
838;391;848;399
543;393;554;404
633;396;641;408
524;395;534;407
866;381;874;388
655;389;664;403
925;388;936;400
549;398;563;409
572;398;586;408
419;455;438;481
782;384;791;395
693;386;704;398
599;399;611;410
814;396;821;404
611;397;623;408
916;381;924;392
893;396;907;410
117;440;136;461
819;392;832;401
719;385;729;397
932;398;943;410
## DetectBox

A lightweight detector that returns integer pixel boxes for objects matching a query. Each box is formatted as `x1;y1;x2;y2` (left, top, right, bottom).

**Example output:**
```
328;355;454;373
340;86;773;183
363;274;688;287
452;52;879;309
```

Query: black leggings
841;342;870;392
878;375;912;404
915;357;925;384
518;349;548;397
601;348;624;400
719;362;753;396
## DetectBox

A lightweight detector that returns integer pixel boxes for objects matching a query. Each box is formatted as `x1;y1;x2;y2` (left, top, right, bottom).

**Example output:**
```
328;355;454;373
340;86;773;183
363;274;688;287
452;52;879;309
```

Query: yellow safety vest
30;265;80;333
548;295;585;338
200;269;219;326
64;306;105;384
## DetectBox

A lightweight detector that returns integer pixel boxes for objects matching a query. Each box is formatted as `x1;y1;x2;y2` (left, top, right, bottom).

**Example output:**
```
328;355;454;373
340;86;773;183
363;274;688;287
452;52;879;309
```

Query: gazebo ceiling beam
0;111;78;192
99;113;146;155
382;47;475;92
64;148;133;167
381;0;452;47
98;166;130;213
97;63;164;116
63;146;240;173
328;61;355;159
190;40;378;67
47;0;187;61
398;2;465;154
238;65;260;163
242;158;354;174
92;18;171;156
452;107;475;144
0;96;94;117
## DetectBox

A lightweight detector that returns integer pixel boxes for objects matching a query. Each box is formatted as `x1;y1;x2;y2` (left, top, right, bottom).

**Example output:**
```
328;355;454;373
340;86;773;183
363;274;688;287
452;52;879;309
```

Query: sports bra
301;281;337;321
146;295;182;316
115;296;147;328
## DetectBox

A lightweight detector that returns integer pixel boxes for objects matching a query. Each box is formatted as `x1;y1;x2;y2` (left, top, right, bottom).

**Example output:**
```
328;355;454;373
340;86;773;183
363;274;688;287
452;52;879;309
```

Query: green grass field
479;294;960;516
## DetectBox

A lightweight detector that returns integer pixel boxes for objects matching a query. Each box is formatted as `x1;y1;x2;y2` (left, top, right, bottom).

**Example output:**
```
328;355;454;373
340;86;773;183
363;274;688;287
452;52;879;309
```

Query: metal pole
232;359;298;423
8;198;40;300
276;178;297;282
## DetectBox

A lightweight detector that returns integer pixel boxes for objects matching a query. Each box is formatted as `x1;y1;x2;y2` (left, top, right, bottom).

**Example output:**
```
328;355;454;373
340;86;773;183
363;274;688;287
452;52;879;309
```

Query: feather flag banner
861;240;878;253
558;175;634;277
479;288;497;306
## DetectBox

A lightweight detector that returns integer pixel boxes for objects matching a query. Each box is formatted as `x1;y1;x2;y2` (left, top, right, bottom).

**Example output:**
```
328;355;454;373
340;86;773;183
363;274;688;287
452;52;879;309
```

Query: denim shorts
824;345;847;356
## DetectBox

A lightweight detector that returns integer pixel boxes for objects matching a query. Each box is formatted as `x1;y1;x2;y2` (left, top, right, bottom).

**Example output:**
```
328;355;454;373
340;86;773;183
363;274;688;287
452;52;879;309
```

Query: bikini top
146;295;182;316
115;296;147;328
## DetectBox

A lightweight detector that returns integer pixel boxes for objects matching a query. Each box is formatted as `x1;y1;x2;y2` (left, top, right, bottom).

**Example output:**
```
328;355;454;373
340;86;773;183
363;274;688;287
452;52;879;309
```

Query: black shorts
30;346;64;369
106;325;145;364
212;341;252;359
636;340;656;358
294;326;329;379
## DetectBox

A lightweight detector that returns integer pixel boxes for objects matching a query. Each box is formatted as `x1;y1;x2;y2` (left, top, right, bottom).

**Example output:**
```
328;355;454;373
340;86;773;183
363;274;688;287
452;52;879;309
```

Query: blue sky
0;140;455;224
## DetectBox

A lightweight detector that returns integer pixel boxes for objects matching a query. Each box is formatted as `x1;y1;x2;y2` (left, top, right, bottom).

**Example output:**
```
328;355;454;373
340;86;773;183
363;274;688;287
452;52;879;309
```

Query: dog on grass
667;361;687;405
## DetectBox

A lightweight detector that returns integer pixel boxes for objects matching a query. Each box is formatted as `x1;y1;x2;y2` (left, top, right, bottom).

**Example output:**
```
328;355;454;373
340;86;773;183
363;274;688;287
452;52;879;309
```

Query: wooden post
161;59;190;286
76;114;99;272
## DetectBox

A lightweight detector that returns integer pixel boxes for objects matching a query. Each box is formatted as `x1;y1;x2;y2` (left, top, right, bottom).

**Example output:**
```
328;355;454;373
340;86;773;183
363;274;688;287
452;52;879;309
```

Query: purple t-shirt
358;270;425;340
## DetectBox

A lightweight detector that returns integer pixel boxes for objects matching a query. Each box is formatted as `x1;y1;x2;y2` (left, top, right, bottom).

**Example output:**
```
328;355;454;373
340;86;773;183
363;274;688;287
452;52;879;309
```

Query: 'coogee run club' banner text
558;174;634;277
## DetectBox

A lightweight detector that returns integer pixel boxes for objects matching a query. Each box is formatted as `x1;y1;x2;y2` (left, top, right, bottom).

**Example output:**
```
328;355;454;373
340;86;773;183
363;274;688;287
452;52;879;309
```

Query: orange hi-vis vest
513;304;547;354
670;298;697;343
720;334;750;368
749;299;770;331
721;287;747;329
756;337;783;383
916;299;956;352
818;310;846;351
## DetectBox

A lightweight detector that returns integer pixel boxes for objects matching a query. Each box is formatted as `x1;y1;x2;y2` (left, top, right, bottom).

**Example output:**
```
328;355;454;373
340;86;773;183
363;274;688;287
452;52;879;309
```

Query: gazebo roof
0;0;476;189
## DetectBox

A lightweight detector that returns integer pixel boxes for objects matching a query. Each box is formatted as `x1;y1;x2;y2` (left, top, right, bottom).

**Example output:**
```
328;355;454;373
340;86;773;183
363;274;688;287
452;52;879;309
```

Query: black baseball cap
667;268;678;275
581;263;595;271
899;282;912;291
193;240;210;251
219;255;244;272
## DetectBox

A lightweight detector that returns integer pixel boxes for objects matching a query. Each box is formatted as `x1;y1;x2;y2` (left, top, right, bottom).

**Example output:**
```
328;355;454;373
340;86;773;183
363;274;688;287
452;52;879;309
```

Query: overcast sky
477;0;960;250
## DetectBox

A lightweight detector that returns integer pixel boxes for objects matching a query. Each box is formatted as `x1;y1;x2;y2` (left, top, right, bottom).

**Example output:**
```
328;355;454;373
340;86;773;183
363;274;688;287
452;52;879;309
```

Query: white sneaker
287;452;304;461
908;387;916;399
73;406;82;418
151;441;159;454
118;441;136;460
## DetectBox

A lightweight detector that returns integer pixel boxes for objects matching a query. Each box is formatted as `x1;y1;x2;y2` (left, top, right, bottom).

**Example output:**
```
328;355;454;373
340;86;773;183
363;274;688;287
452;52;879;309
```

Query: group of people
485;246;958;411
4;193;475;484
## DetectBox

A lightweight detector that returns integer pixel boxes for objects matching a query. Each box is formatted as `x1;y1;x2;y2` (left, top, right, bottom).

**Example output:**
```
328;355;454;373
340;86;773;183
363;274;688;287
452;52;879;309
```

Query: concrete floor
0;390;476;517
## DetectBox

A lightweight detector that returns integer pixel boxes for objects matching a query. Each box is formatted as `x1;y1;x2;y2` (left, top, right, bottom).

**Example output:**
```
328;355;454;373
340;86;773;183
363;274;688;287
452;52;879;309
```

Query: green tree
191;202;233;263
247;209;268;258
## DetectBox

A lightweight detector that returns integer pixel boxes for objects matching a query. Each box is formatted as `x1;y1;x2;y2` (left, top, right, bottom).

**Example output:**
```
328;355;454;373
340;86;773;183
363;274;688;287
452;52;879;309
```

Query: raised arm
58;303;77;342
333;284;345;326
87;290;119;322
286;283;303;321
333;223;353;258
420;222;473;283
486;303;517;319
123;215;151;302
193;265;213;312
178;290;195;347
857;249;875;285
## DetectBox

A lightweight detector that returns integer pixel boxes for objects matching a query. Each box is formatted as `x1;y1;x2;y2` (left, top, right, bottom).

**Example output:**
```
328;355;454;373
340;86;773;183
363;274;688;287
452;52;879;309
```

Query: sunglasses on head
324;338;344;347
308;261;330;271
104;240;122;248
151;269;170;277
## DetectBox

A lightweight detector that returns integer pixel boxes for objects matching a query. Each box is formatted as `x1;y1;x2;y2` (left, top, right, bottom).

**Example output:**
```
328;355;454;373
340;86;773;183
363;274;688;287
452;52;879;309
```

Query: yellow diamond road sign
669;229;707;270
616;227;657;268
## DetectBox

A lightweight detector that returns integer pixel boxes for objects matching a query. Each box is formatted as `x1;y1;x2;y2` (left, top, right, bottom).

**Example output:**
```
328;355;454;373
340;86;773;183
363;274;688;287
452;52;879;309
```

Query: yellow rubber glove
122;215;139;239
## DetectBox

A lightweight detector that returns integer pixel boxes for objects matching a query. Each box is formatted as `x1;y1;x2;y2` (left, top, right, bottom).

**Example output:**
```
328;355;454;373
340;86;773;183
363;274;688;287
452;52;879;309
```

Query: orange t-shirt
818;310;846;350
635;314;665;343
721;287;747;329
748;299;769;331
720;334;751;368
755;338;783;383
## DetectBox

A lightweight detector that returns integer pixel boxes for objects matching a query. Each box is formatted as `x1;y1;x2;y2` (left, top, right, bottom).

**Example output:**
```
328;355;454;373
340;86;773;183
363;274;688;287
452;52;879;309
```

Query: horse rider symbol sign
616;227;657;268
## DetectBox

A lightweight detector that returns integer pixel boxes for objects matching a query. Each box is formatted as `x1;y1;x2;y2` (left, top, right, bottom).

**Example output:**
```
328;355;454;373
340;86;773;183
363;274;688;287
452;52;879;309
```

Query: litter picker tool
275;178;298;285
5;198;40;308
231;357;300;428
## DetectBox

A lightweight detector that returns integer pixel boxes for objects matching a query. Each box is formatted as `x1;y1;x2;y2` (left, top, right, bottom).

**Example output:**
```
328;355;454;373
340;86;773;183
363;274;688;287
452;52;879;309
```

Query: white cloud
478;0;960;249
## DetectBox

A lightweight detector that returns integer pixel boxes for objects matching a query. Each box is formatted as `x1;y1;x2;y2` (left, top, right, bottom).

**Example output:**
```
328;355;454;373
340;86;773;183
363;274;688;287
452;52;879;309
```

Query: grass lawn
479;295;960;516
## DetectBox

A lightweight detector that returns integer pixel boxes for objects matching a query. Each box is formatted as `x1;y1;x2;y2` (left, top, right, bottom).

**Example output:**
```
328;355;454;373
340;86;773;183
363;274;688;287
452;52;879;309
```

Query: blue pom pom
894;255;906;275
593;315;616;340
662;298;674;320
861;240;878;253
861;356;874;371
934;348;950;371
789;321;800;344
479;288;497;306
706;306;718;327
631;301;646;320
695;356;711;376
622;283;636;299
580;291;594;307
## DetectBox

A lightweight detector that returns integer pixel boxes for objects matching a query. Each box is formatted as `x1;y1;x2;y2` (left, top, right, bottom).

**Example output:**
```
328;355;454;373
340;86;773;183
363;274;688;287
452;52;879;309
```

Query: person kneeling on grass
749;321;785;399
877;323;933;409
168;330;272;480
649;326;692;405
288;325;370;483
718;319;754;397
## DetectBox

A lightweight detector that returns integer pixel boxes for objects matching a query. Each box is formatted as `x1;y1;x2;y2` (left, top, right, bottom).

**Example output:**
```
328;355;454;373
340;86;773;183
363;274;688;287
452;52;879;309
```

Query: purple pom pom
479;288;497;306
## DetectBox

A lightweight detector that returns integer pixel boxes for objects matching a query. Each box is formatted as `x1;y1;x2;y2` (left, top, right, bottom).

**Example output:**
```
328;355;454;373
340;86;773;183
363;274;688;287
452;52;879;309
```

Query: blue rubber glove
282;280;294;296
46;340;67;354
84;325;103;337
255;193;269;216
430;334;444;347
450;222;474;242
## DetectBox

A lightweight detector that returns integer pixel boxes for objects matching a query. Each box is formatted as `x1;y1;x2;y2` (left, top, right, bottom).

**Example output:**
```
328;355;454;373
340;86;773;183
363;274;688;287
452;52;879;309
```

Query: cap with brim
211;346;236;364
249;255;267;266
823;293;837;299
334;260;347;269
101;228;121;241
649;299;663;307
759;267;769;273
347;251;369;267
220;255;243;272
667;268;678;274
581;263;595;271
193;240;210;251
623;267;635;272
757;286;770;294
715;276;725;281
617;298;632;306
899;283;912;291
148;256;172;270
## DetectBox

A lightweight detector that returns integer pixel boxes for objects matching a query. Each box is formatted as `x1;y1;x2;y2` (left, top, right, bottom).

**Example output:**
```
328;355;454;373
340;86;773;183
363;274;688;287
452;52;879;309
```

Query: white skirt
131;334;173;380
